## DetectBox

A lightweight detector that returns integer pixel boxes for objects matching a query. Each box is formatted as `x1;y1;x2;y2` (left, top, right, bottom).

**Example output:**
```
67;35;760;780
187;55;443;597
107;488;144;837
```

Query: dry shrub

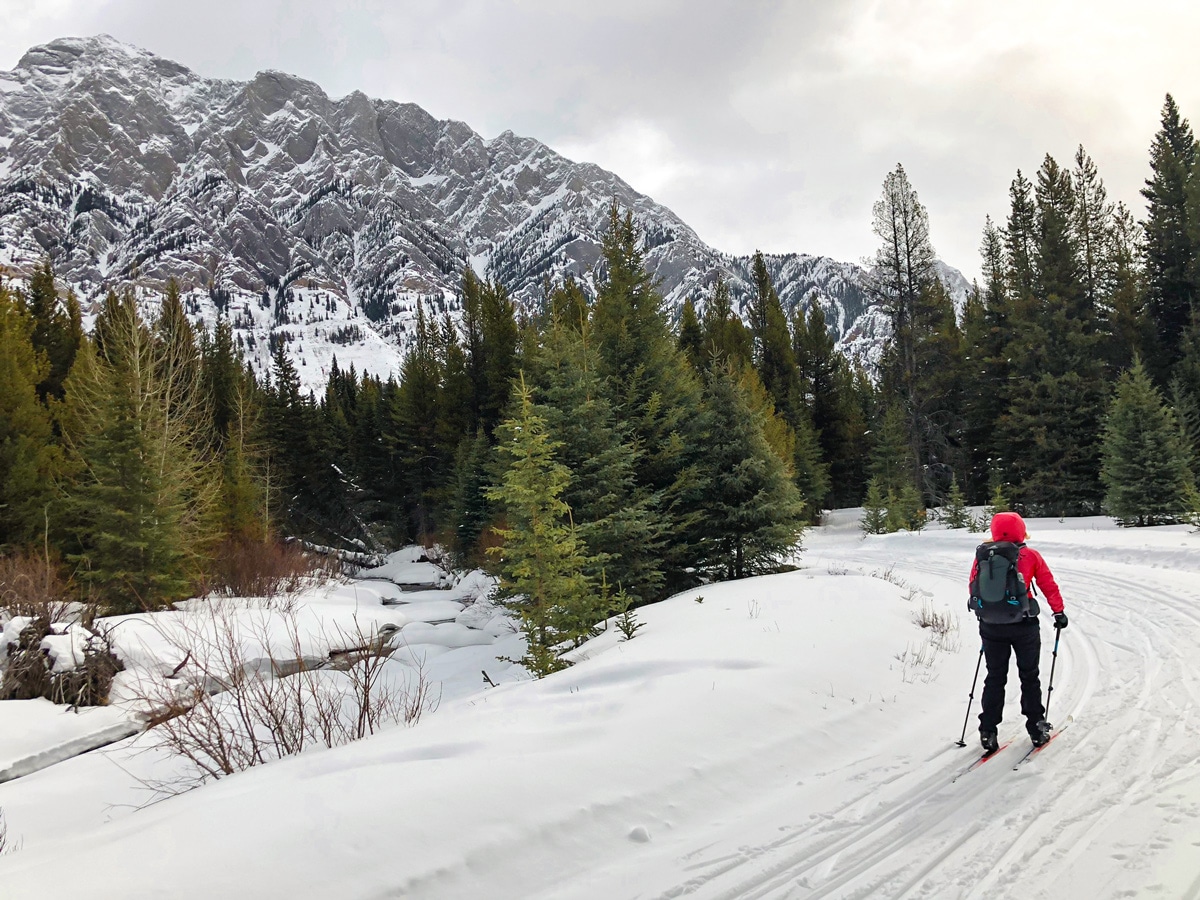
0;806;17;856
133;600;438;788
912;599;959;646
0;618;124;706
0;547;74;623
205;538;338;601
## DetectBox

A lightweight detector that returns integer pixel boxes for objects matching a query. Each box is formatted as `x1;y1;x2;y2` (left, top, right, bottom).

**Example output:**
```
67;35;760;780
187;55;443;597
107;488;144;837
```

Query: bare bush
203;539;338;603
912;599;960;651
0;617;124;706
133;600;438;787
893;641;941;684
0;806;18;856
0;546;75;623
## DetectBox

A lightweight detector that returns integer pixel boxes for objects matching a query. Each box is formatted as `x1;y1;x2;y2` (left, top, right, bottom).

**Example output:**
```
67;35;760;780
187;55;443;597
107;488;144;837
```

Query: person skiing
968;511;1068;751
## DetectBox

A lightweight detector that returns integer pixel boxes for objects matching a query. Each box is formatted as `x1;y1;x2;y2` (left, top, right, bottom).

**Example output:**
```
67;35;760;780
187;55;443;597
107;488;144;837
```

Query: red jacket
968;512;1065;615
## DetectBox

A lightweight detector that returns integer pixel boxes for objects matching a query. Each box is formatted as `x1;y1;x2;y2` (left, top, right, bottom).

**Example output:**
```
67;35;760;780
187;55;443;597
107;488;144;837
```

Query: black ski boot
980;729;999;754
1029;720;1053;747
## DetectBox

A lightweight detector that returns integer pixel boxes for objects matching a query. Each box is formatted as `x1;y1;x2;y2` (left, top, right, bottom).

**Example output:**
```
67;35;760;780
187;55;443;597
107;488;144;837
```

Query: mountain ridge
0;35;969;390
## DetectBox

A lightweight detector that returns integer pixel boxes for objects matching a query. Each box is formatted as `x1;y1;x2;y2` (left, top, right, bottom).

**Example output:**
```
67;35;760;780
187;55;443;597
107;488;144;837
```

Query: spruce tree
676;297;705;371
590;203;707;593
694;363;806;580
387;302;446;541
749;251;802;423
532;315;663;604
1142;94;1198;374
1101;359;1195;525
20;259;82;403
700;273;752;371
860;477;890;535
60;292;214;612
939;476;972;529
486;376;597;677
1006;171;1038;303
0;284;60;547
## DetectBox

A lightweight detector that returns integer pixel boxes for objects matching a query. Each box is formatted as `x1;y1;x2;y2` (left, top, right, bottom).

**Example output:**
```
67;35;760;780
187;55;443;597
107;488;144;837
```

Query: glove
1053;612;1068;630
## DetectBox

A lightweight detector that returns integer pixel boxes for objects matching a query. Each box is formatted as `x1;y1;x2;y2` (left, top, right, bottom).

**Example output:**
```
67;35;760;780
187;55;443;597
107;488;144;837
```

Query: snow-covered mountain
0;35;970;390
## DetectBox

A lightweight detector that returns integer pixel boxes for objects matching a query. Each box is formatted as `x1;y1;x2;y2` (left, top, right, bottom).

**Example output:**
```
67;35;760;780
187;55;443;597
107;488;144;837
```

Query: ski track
650;541;1200;899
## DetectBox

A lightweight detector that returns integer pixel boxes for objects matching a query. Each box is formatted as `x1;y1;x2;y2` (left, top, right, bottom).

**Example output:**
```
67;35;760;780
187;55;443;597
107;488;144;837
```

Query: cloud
4;0;1200;278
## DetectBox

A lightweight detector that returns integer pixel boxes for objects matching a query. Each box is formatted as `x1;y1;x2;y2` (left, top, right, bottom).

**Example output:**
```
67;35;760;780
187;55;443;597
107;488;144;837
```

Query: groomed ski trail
632;534;1200;900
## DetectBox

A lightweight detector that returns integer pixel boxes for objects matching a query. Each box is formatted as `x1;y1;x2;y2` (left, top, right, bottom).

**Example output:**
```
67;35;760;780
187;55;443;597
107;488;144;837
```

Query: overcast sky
5;1;1200;279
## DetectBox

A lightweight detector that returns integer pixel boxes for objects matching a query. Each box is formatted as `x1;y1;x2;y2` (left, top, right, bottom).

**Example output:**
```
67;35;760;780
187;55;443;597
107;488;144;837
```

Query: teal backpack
968;541;1039;624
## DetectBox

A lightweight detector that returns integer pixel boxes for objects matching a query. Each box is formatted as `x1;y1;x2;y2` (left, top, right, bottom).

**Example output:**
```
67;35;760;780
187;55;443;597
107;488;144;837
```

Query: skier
968;511;1068;751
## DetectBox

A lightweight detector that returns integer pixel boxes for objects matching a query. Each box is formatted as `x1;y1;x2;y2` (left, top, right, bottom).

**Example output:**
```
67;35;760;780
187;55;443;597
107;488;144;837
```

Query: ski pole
1044;626;1062;722
956;646;985;747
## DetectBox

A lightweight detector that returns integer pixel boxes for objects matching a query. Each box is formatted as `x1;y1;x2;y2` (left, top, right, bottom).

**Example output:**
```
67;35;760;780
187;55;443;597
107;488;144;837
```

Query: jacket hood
990;511;1027;543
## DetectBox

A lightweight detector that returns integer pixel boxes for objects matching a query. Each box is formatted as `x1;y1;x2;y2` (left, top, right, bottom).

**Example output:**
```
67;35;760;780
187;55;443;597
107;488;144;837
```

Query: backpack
968;541;1039;624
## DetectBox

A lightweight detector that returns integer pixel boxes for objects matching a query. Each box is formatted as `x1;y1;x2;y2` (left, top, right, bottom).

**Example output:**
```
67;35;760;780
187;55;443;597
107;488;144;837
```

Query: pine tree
591;203;707;593
860;477;890;535
700;272;752;371
1072;146;1115;317
486;376;597;677
532;316;663;604
676;297;704;371
939;475;972;529
749;252;802;423
1105;203;1151;374
694;363;806;580
1142;95;1198;374
446;427;493;564
387;302;445;541
1006;171;1038;303
0;284;60;547
1101;359;1195;525
868;404;920;516
60;292;215;612
20;259;82;403
870;164;952;500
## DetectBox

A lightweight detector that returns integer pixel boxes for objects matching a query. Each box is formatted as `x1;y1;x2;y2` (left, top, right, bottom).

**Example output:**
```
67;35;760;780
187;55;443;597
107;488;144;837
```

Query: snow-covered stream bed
3;515;1200;899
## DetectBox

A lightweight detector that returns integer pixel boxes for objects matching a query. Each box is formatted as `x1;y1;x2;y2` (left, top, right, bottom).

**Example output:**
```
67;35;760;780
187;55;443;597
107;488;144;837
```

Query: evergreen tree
676;297;704;371
532;315;663;604
868;404;919;505
860;477;889;535
0;284;60;547
793;302;861;506
591;203;707;593
1005;171;1038;303
749;251;802;422
60;292;214;612
870;163;954;500
1071;146;1115;317
20;259;82;403
695;363;806;580
939;475;972;529
479;277;520;436
1105;203;1152;374
264;343;353;545
446;427;493;564
1101;359;1195;525
387;302;445;541
486;376;597;677
700;272;752;371
1142;94;1198;374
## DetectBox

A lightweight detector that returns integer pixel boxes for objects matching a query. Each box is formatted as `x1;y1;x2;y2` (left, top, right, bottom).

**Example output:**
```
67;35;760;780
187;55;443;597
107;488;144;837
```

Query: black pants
978;619;1044;735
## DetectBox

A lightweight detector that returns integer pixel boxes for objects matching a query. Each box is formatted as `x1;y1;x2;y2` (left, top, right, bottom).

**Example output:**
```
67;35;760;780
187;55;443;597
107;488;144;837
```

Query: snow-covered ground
2;513;1199;898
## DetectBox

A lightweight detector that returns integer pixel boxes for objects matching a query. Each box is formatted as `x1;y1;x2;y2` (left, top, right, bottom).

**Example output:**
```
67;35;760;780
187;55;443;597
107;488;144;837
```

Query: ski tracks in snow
646;542;1200;899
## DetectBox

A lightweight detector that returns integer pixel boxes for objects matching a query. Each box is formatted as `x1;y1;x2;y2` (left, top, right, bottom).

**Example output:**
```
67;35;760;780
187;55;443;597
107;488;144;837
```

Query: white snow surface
2;515;1200;898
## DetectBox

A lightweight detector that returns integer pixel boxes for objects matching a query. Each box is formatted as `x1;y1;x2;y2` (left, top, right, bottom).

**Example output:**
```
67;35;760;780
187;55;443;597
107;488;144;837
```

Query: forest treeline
2;94;1199;671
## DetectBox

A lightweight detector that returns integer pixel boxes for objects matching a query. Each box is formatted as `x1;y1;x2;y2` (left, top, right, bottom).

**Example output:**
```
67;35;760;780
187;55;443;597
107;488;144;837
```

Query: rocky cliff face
0;35;968;391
